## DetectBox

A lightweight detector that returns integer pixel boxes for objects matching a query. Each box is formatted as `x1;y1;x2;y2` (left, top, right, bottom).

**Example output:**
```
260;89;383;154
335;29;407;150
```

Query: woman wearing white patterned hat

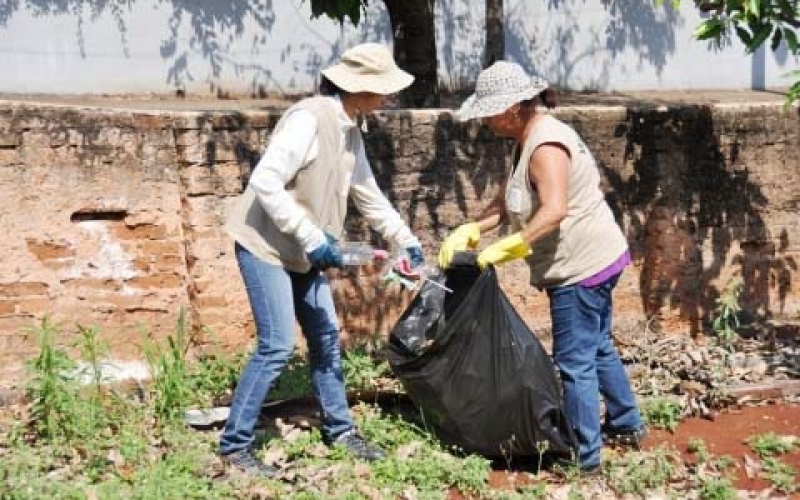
439;61;645;474
222;43;425;477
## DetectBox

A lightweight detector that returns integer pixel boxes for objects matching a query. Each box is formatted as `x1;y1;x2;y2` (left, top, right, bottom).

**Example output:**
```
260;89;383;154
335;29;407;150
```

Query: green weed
641;397;682;432
269;350;313;401
712;277;743;350
269;340;393;403
746;432;799;457
687;437;709;463
711;455;736;471
343;343;391;391
697;476;737;500
761;457;798;494
142;310;193;422
25;317;80;442
606;446;680;496
186;350;244;407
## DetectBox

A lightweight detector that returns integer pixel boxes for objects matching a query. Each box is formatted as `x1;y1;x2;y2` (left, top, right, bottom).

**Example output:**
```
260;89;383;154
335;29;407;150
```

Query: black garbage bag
387;253;577;459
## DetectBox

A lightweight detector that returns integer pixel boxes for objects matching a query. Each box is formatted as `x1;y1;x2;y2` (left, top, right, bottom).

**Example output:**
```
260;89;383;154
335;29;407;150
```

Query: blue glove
307;235;343;270
405;246;425;269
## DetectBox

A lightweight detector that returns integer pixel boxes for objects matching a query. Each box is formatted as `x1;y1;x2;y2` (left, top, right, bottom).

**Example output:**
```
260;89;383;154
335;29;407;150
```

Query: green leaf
777;0;793;16
726;0;744;15
748;0;761;17
784;79;800;110
747;23;773;51
735;25;754;45
771;26;784;51
784;28;799;54
694;19;726;40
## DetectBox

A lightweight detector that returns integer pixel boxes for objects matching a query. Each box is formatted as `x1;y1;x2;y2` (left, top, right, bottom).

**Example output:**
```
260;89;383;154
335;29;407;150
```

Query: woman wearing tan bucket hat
438;61;645;474
221;43;425;477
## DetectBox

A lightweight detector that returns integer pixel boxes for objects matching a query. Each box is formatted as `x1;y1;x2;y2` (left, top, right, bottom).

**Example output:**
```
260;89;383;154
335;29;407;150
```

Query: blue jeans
219;244;354;455
547;273;642;467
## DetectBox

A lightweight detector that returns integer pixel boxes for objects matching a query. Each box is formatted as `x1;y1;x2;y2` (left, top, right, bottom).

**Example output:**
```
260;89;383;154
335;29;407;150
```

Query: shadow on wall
599;106;795;335
436;0;485;93
2;0;684;97
505;0;680;90
0;0;389;96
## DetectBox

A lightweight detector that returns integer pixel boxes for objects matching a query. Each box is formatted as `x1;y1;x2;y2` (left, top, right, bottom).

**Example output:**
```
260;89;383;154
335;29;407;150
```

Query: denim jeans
219;244;353;455
547;273;642;467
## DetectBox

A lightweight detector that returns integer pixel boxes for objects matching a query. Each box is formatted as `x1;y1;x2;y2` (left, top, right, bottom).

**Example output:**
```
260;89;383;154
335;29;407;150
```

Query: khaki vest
225;97;358;272
506;114;628;288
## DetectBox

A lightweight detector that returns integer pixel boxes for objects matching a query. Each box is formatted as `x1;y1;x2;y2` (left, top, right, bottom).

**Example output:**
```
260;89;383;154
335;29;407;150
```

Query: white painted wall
0;0;796;95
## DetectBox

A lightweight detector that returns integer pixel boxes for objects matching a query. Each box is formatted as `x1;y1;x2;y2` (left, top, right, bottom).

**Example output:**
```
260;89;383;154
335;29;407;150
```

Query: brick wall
1;101;798;387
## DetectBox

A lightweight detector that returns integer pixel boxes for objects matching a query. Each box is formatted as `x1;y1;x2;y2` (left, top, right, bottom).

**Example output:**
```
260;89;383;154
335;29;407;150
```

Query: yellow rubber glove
477;232;532;269
438;222;481;269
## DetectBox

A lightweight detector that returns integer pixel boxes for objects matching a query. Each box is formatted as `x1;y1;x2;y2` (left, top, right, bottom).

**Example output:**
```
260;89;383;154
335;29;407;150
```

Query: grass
605;445;680;496
640;396;683;432
746;432;799;494
5;317;797;499
4;318;502;500
746;432;799;457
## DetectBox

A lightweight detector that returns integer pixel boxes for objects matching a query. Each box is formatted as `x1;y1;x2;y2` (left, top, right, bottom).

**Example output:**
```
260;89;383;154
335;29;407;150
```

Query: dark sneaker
552;458;603;477
580;462;603;477
602;424;648;449
222;448;278;478
331;430;386;461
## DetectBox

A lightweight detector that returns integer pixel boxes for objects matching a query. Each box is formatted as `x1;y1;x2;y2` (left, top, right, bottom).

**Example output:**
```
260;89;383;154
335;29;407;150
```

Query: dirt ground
461;403;800;499
645;403;800;495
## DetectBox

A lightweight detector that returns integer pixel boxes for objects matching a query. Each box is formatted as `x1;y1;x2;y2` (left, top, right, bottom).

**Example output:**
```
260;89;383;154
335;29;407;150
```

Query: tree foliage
309;0;367;26
309;0;438;107
690;0;799;107
309;0;798;108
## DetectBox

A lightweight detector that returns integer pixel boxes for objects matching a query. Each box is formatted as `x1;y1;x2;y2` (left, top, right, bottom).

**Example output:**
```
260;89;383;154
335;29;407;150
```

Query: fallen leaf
743;453;762;478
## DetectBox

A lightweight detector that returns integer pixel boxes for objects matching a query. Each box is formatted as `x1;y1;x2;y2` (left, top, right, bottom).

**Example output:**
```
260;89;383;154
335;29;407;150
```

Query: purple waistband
579;250;631;287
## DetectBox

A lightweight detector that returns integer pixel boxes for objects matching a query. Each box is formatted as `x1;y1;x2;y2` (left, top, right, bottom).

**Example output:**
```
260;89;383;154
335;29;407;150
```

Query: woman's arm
519;142;570;244
248;110;328;253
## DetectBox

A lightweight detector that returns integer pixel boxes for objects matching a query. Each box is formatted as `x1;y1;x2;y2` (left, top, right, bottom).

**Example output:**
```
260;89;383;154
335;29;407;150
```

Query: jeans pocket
576;281;611;313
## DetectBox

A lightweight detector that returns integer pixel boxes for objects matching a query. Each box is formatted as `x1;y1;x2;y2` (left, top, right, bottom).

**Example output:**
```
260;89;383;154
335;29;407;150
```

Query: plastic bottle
338;242;389;266
383;251;452;293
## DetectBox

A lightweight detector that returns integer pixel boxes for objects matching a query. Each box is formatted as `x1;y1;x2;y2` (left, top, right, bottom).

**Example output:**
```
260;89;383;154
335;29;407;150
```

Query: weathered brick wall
1;101;797;387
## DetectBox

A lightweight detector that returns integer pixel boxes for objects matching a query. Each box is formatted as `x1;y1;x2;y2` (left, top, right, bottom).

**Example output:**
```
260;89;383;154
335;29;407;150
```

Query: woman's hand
437;222;481;269
477;232;531;269
306;234;344;270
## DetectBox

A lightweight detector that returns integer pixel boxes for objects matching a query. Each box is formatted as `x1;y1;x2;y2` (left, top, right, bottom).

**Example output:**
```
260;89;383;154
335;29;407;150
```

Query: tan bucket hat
321;43;414;95
457;61;549;121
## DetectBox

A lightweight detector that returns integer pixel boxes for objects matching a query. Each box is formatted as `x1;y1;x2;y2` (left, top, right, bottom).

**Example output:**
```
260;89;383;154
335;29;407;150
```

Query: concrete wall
0;1;796;96
1;99;798;388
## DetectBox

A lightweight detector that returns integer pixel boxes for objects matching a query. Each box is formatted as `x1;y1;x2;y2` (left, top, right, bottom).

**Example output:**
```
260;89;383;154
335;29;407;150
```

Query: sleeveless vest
225;96;358;272
505;115;627;288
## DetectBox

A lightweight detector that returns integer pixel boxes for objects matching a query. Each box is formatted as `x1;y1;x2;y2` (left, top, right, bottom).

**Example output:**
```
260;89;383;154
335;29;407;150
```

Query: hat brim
456;85;547;121
321;65;414;95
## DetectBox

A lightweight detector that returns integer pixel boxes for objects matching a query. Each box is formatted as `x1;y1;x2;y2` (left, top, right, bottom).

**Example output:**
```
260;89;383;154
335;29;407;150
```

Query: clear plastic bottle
338;242;389;266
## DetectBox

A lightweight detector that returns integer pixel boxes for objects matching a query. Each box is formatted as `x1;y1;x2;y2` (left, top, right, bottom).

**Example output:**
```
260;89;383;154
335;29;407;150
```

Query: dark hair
319;75;348;97
539;88;557;109
520;88;558;111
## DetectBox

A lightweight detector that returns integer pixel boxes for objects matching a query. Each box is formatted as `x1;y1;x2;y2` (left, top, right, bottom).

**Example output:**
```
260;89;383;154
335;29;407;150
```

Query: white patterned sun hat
457;61;549;121
322;43;414;95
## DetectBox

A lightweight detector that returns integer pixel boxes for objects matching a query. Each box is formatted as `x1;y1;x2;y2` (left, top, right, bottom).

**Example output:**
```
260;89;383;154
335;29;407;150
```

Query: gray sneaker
331;430;386;461
222;448;278;478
